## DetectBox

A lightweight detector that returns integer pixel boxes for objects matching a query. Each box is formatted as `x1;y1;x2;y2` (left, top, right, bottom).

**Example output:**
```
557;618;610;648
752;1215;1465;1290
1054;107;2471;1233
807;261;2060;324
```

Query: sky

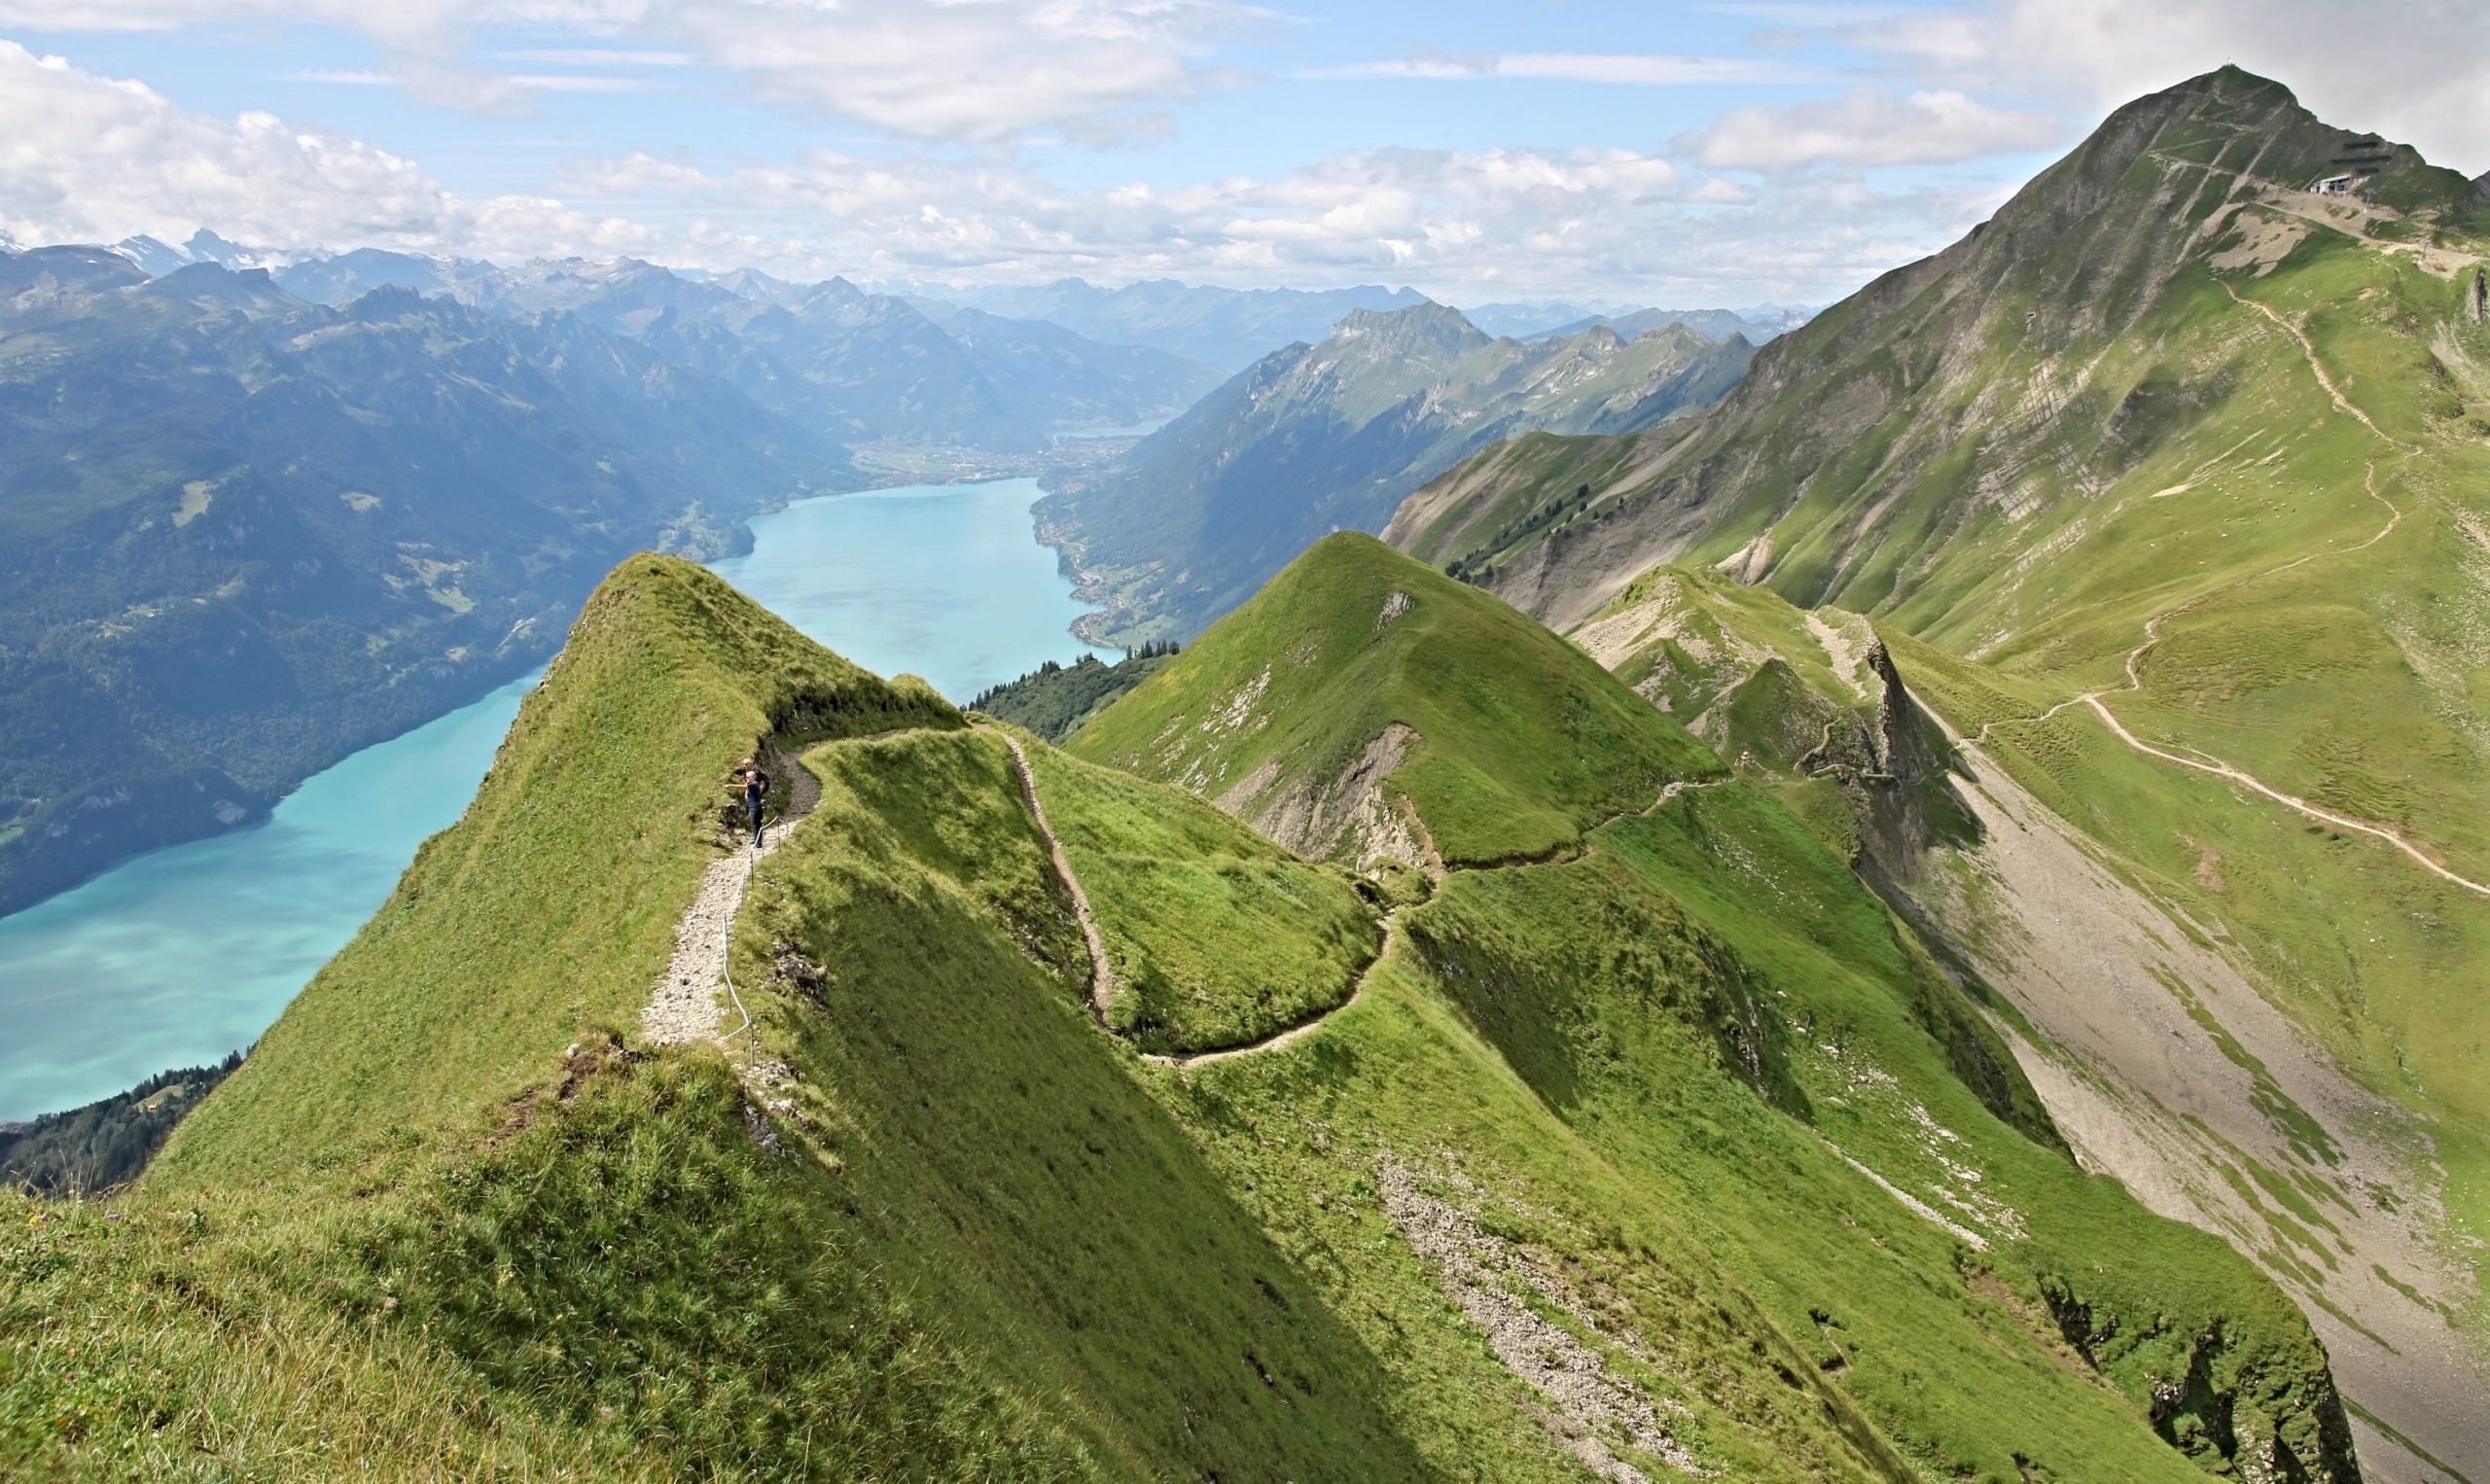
0;0;2483;306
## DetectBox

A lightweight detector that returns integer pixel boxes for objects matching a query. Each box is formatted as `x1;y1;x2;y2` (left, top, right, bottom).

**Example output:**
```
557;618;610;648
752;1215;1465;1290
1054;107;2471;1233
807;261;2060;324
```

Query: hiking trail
984;718;1729;1067
641;746;823;1047
1967;449;2485;897
988;727;1120;1026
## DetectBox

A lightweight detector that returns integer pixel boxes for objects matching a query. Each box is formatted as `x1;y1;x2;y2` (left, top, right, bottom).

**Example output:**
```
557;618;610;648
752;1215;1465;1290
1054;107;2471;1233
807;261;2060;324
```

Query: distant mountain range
1465;300;1815;342
0;242;847;915
1035;301;1755;643
1530;304;1815;343
913;277;1434;375
118;233;1224;451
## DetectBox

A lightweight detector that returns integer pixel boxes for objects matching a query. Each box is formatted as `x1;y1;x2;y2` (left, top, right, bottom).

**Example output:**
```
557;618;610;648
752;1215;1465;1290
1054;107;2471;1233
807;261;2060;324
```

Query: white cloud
505;71;668;91
0;36;2001;304
1298;51;1823;86
663;0;1263;141
0;0;1269;142
1688;87;2065;171
1844;0;2490;173
488;47;696;65
590;140;1954;302
0;42;460;246
0;42;681;260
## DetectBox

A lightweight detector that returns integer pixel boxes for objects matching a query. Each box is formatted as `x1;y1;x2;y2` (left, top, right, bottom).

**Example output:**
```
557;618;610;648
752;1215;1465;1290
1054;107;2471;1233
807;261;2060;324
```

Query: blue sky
0;1;2481;305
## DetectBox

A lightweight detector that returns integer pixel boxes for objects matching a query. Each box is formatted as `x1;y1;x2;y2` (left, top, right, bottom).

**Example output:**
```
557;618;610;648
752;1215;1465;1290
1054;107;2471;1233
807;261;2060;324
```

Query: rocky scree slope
1567;561;2490;1482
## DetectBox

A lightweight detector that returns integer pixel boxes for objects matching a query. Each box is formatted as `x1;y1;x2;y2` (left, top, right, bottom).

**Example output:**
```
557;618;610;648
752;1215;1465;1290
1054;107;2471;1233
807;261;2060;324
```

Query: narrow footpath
988;727;1120;1026
1966;384;2484;899
641;748;822;1047
984;719;1728;1068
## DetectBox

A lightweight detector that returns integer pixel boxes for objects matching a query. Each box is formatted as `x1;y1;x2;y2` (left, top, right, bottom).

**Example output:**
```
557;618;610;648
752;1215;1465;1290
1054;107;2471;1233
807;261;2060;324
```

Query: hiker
729;757;770;848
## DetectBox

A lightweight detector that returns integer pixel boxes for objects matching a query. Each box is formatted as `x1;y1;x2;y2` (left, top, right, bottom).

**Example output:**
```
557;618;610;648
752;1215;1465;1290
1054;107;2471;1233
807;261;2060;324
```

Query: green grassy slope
1018;739;1374;1053
1400;783;2347;1474
6;546;2362;1479
1054;543;2357;1477
1883;624;2490;1298
1384;70;2490;1425
154;554;961;1190
1393;68;2490;884
1071;532;1720;866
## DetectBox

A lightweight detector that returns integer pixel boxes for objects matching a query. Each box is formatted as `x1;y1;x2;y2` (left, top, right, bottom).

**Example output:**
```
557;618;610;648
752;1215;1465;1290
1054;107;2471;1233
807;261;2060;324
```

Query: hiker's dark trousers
746;797;765;842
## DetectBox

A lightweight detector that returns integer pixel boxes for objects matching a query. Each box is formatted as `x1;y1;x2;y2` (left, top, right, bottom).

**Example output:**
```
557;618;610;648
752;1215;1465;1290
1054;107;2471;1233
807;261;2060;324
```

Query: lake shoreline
0;477;1108;1121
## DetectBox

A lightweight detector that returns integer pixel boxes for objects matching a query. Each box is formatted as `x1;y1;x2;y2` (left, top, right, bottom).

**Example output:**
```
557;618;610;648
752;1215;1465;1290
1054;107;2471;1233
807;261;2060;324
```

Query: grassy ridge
1074;532;1719;866
154;554;960;1191
1056;534;2357;1476
731;727;1449;1478
3;544;2366;1477
739;727;1913;1477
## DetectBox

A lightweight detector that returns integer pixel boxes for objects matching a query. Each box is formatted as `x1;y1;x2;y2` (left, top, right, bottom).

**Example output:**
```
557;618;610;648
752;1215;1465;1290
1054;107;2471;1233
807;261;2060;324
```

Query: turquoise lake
0;477;1104;1121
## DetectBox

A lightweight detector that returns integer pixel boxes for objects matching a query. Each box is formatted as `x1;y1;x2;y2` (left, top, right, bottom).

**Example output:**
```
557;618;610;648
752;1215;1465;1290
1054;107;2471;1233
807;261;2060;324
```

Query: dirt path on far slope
987;726;1120;1027
2221;279;2405;449
1973;453;2486;897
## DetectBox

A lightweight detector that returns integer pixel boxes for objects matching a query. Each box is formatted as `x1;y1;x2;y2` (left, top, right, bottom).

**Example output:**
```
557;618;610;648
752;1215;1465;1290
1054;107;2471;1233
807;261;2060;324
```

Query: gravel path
641;748;819;1047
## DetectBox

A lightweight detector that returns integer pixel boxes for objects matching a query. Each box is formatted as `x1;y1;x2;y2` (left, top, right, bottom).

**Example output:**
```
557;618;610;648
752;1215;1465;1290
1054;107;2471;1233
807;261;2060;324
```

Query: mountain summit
1388;65;2490;1477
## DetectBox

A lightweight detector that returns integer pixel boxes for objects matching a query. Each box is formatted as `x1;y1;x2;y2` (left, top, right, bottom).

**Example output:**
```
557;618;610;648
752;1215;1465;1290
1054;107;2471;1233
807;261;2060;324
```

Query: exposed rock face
2471;266;2486;324
1226;722;1441;874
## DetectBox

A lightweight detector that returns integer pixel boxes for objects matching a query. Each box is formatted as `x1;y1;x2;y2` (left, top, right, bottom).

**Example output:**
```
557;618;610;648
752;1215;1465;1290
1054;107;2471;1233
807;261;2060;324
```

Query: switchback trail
983;716;1731;1068
1968;453;2486;897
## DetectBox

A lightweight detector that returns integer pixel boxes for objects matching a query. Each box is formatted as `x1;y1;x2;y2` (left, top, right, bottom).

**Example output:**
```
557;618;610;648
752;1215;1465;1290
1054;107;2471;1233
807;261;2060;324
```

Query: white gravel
1379;1153;1707;1479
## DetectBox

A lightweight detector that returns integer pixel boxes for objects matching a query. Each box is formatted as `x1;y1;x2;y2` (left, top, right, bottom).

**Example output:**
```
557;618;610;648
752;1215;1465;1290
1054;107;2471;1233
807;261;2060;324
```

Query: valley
5;49;2487;1482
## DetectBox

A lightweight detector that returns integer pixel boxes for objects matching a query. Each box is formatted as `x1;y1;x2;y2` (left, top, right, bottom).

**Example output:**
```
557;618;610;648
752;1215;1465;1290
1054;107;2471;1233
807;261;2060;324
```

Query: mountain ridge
8;544;2362;1478
1037;303;1754;644
1383;65;2490;1478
